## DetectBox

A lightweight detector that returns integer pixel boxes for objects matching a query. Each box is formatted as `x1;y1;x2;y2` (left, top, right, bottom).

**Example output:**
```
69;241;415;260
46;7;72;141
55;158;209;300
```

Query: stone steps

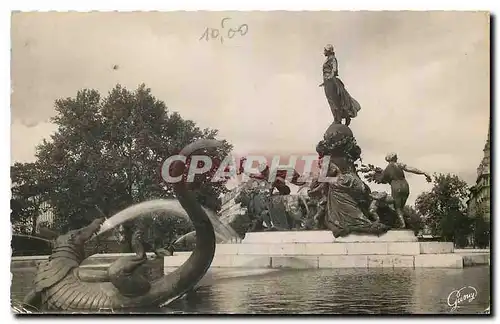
164;253;464;269
163;230;463;270
214;241;454;256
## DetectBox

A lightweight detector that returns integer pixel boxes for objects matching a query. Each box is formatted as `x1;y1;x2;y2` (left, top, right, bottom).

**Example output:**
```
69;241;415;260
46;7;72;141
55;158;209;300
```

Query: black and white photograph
9;8;491;315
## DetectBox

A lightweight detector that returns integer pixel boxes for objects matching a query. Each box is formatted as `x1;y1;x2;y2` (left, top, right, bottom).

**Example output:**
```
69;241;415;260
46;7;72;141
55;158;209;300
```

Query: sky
10;11;490;205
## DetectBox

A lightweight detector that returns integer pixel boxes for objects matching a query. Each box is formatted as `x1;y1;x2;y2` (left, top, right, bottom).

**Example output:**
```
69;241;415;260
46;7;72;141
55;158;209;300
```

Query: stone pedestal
241;230;418;244
164;230;467;271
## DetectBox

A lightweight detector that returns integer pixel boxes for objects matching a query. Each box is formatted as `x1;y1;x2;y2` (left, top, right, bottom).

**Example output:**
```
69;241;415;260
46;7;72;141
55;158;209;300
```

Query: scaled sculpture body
23;140;222;311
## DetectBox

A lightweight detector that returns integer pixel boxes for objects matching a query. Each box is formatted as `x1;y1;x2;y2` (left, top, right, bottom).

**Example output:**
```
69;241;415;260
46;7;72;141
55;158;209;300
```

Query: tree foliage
137;212;195;250
11;84;232;249
472;205;490;248
415;173;473;247
10;162;47;235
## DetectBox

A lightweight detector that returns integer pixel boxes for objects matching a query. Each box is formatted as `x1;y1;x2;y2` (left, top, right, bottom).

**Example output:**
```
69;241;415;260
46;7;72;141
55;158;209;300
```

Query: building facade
468;125;491;221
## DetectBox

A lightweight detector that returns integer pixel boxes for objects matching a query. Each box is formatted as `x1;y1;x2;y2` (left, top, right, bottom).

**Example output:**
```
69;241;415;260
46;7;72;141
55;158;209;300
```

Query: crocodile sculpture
21;140;220;312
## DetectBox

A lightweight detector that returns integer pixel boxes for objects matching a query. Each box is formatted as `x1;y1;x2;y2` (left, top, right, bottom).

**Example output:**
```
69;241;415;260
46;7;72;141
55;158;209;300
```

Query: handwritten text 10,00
200;18;248;44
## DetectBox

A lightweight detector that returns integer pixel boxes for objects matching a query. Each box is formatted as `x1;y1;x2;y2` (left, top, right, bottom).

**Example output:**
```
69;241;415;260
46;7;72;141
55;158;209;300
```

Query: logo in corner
447;286;478;312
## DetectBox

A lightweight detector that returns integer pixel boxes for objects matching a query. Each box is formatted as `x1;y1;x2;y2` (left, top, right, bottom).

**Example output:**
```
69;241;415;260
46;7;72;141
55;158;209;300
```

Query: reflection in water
412;267;491;314
164;267;490;314
11;266;490;314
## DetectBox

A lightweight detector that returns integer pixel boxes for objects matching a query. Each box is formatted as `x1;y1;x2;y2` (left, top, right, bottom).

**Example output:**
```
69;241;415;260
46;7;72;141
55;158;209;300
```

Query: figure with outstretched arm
361;153;431;229
400;163;433;182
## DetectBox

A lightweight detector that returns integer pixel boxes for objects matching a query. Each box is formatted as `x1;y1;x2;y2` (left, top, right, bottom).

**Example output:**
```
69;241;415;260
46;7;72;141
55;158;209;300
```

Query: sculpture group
19;45;433;312
234;44;432;237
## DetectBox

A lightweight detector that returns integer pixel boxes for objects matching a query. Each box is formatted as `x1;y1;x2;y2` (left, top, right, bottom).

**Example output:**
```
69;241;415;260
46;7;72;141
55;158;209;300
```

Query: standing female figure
320;44;361;126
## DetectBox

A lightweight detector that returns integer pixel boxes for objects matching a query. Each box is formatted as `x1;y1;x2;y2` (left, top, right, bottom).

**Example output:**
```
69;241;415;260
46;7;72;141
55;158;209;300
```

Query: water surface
11;266;490;314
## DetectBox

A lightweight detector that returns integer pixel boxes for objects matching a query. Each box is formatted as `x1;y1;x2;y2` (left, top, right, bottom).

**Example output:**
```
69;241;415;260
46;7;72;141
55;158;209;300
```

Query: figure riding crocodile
21;139;222;312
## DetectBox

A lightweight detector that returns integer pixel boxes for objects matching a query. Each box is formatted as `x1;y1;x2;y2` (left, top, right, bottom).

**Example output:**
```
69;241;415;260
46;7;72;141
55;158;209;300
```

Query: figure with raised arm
320;44;361;126
362;153;432;229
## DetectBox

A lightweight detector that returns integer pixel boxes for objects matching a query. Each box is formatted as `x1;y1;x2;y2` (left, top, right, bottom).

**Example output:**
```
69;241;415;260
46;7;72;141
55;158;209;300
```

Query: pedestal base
164;230;470;270
241;230;418;244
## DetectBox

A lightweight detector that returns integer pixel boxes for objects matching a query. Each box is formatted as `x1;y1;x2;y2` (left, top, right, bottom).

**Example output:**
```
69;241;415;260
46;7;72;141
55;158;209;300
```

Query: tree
415;173;473;247
472;205;490;248
10;162;47;235
137;212;194;250
12;84;232;250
